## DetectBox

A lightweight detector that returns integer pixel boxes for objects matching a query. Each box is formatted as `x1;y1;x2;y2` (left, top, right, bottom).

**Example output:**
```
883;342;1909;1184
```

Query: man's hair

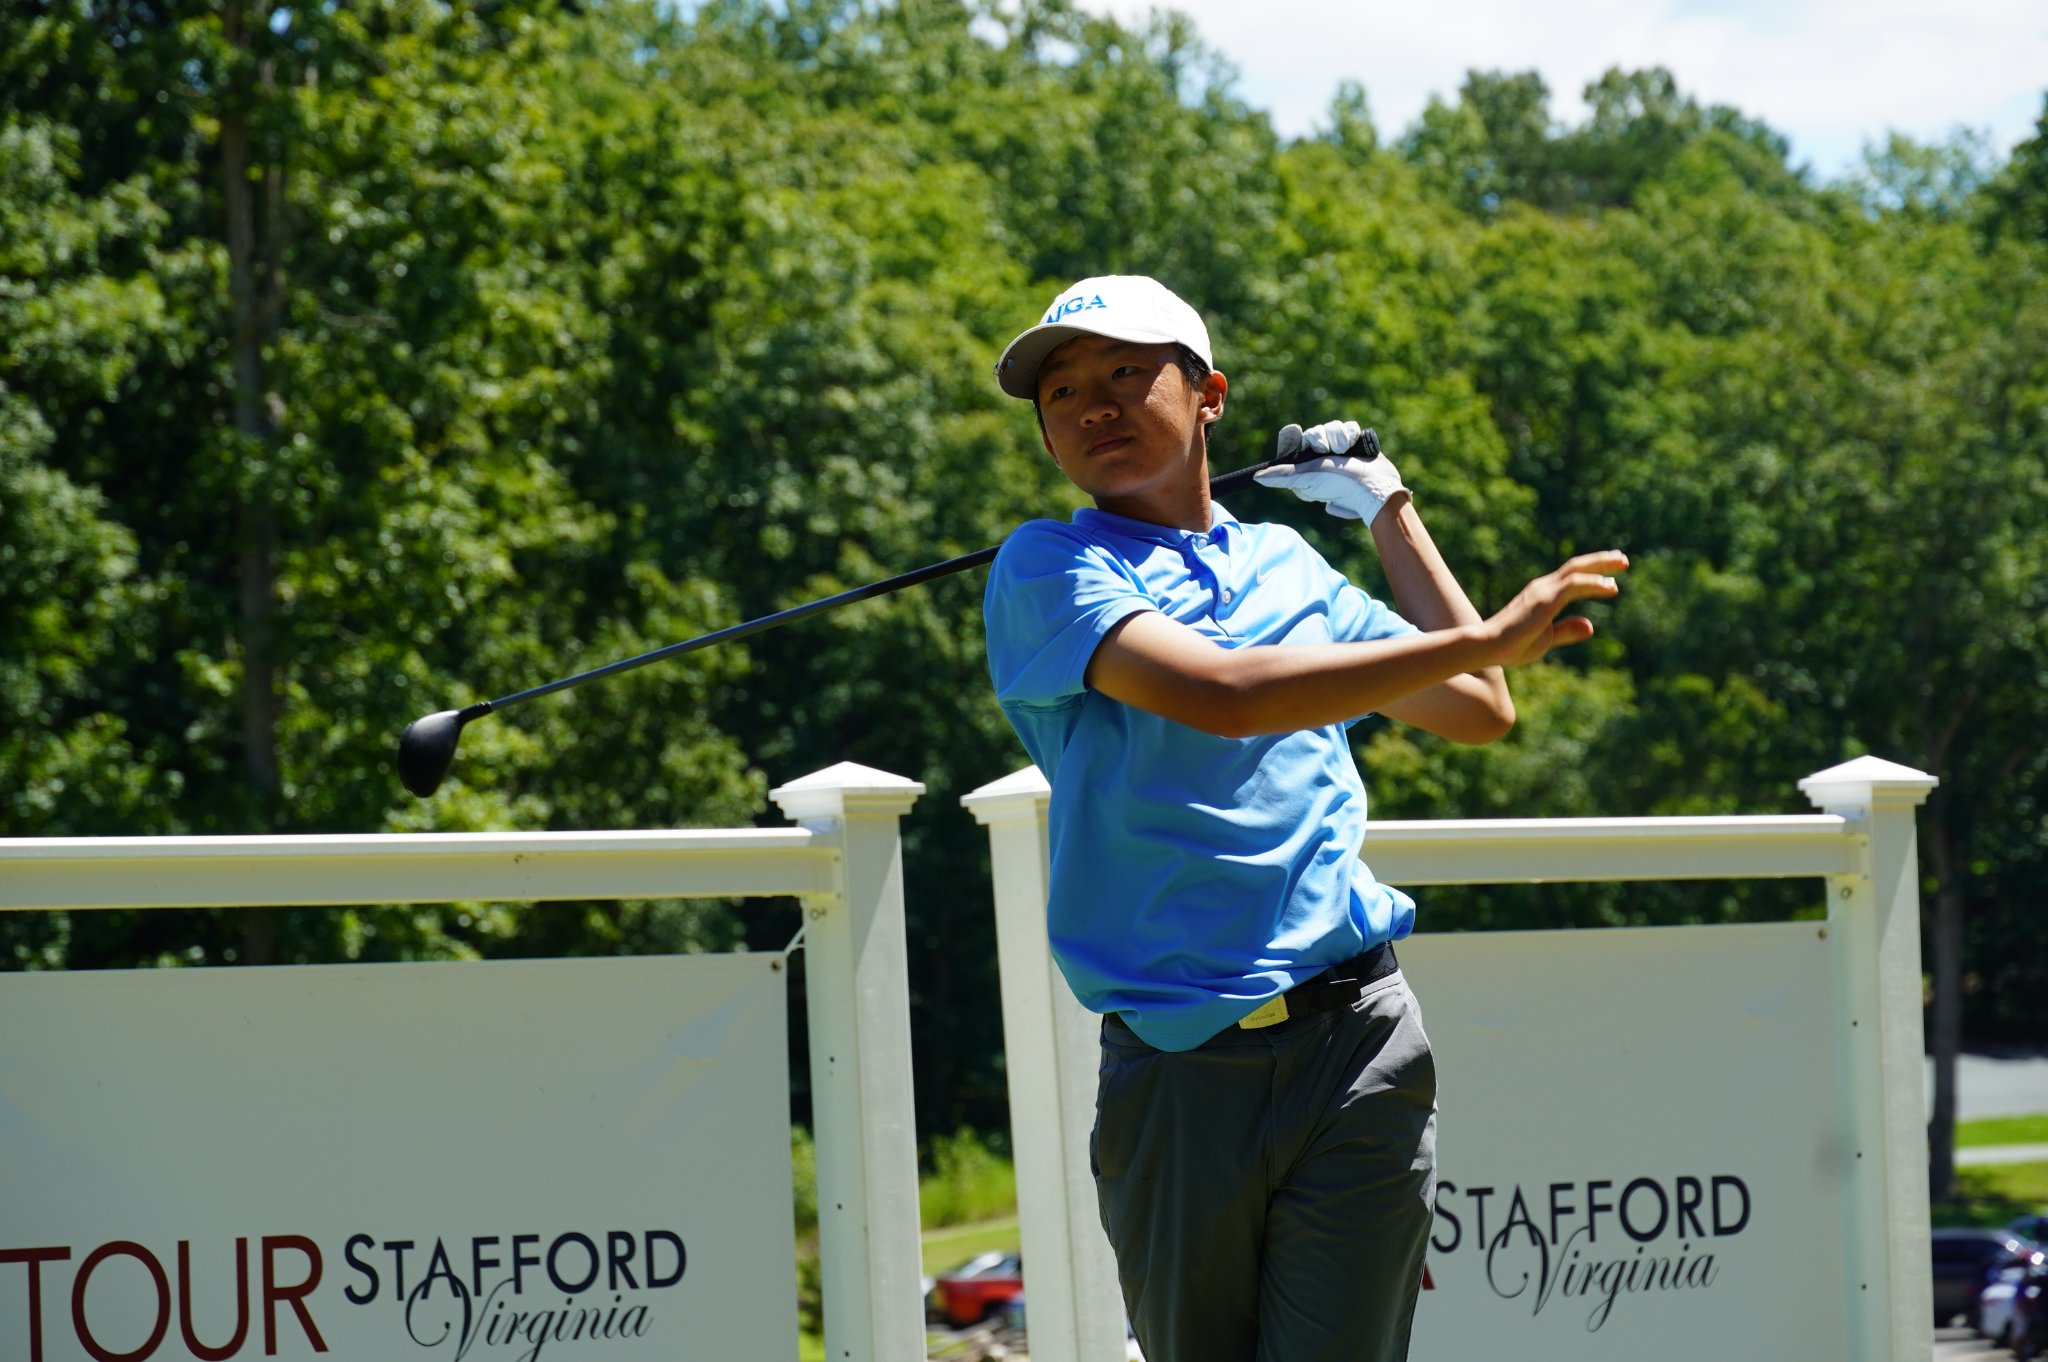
1032;344;1214;439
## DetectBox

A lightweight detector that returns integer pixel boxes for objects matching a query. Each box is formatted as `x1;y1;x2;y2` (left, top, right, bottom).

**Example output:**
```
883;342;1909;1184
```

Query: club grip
1275;423;1382;465
1217;426;1381;496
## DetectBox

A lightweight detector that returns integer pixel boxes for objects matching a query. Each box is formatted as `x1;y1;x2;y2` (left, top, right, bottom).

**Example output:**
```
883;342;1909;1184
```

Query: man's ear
1041;428;1058;461
1199;369;1229;426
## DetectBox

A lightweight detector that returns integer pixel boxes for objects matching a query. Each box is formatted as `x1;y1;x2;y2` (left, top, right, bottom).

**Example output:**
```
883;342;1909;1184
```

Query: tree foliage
4;0;2044;1139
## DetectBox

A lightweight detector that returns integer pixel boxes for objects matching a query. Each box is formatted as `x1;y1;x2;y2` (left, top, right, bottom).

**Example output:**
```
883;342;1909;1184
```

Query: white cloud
1081;0;2048;176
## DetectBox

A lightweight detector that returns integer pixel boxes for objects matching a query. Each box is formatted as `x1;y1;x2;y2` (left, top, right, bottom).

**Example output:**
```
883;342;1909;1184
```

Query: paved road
1938;1325;2014;1358
1962;1142;2048;1167
1930;1051;2048;1121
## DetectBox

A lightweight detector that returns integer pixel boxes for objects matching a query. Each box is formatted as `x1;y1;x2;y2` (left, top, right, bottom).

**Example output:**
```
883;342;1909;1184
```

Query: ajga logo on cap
1046;293;1108;324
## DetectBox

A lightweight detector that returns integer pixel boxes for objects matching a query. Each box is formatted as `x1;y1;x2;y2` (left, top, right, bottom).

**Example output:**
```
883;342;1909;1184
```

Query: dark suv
1934;1228;2037;1330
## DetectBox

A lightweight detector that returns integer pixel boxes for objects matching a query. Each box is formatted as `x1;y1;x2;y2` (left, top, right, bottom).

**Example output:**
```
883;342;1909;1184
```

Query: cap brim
994;321;1182;399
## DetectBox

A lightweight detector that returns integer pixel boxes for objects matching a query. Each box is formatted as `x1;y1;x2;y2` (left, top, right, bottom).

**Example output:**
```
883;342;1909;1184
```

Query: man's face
1035;335;1223;509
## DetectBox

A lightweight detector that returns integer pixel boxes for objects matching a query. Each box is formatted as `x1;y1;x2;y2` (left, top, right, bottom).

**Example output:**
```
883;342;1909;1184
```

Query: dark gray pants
1092;972;1437;1362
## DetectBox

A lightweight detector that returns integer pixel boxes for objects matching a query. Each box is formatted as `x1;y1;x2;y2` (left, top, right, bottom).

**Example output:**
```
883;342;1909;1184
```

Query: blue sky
1080;0;2048;179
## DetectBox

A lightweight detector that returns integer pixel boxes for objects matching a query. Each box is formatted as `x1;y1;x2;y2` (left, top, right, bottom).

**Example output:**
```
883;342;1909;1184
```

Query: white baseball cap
995;275;1213;399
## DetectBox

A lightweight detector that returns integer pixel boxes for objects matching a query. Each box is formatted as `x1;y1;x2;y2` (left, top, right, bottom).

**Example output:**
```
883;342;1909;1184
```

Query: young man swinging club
982;275;1628;1362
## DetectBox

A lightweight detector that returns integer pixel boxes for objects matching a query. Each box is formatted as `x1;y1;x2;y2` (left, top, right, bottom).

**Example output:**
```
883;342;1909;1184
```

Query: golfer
982;275;1626;1362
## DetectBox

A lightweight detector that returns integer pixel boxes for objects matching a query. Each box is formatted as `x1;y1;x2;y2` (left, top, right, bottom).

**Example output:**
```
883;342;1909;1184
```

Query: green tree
4;0;2044;1165
1982;94;2048;243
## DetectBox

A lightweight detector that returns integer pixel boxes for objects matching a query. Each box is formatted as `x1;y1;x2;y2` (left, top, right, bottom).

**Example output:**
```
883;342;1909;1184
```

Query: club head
397;708;473;798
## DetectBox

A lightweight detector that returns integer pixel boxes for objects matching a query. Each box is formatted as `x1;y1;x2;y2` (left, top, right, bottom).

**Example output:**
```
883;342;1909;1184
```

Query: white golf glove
1254;420;1407;525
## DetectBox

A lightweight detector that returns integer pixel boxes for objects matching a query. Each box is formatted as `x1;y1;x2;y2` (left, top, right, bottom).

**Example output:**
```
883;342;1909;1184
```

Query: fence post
1799;754;1938;1361
772;761;928;1362
963;766;1127;1362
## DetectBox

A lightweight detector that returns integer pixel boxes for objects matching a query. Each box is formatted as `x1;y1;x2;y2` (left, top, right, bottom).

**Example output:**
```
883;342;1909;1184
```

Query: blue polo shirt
984;503;1420;1051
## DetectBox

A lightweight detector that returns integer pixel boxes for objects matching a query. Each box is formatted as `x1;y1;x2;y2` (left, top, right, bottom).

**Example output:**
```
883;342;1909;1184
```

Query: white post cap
1798;754;1939;813
770;762;926;822
960;766;1051;825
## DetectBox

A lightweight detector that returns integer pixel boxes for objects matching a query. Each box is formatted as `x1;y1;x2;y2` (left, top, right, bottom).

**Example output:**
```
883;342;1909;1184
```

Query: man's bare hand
1482;552;1629;667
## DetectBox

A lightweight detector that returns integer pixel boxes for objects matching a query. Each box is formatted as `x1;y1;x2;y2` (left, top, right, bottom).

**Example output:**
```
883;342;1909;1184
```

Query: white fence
3;753;1940;1361
964;754;1939;1362
0;760;929;1362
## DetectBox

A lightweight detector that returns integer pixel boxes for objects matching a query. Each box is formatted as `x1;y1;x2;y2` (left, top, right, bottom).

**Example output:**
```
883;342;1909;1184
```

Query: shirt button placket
1183;539;1220;631
1201;538;1234;617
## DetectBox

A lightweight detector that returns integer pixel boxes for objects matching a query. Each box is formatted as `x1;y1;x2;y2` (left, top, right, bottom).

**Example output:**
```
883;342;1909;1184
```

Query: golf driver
397;429;1380;797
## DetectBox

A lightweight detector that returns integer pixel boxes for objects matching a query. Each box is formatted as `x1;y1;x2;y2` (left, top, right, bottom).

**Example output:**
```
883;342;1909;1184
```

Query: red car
929;1251;1023;1328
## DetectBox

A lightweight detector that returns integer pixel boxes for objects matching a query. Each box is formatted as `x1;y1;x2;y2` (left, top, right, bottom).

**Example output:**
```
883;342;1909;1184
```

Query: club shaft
481;454;1295;714
487;545;1001;710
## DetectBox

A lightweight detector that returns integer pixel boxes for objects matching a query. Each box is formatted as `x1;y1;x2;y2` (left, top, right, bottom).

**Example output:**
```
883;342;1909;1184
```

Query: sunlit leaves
2;0;2045;1094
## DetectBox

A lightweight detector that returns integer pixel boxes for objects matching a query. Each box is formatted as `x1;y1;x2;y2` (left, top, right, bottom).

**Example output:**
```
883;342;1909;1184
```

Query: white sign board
1400;921;1848;1359
0;952;797;1362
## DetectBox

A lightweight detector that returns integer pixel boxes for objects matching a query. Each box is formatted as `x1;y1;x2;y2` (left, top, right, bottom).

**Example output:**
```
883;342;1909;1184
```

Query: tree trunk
1926;811;1963;1201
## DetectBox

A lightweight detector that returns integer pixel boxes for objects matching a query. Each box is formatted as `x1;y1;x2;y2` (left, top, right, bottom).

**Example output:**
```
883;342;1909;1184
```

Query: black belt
1236;941;1399;1030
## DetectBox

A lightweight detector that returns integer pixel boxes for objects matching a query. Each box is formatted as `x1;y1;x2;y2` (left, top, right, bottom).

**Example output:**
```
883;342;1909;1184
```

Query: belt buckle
1238;994;1289;1030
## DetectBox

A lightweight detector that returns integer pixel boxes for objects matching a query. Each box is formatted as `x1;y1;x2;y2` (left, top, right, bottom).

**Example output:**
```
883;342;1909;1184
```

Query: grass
794;1215;1024;1361
918;1128;1019;1230
791;1125;1018;1238
921;1214;1023;1277
1959;1115;2048;1148
1932;1160;2048;1228
915;1128;1020;1279
795;1128;1021;1358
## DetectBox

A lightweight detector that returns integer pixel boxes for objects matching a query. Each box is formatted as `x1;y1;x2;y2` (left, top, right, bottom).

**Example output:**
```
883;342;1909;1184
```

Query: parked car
1983;1250;2044;1349
929;1251;1024;1328
2011;1214;2048;1246
2014;1254;2048;1360
1934;1228;2037;1330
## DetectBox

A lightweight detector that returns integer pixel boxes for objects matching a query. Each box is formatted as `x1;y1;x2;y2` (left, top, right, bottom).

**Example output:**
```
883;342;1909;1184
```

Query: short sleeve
1319;555;1419;646
1299;539;1419;727
1329;580;1419;645
985;522;1155;710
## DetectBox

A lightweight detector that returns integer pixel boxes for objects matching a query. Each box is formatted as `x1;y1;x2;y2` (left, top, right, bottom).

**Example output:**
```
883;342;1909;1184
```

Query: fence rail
0;828;837;908
1360;812;1862;883
1;752;1941;1362
0;760;928;1362
965;753;1939;1362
